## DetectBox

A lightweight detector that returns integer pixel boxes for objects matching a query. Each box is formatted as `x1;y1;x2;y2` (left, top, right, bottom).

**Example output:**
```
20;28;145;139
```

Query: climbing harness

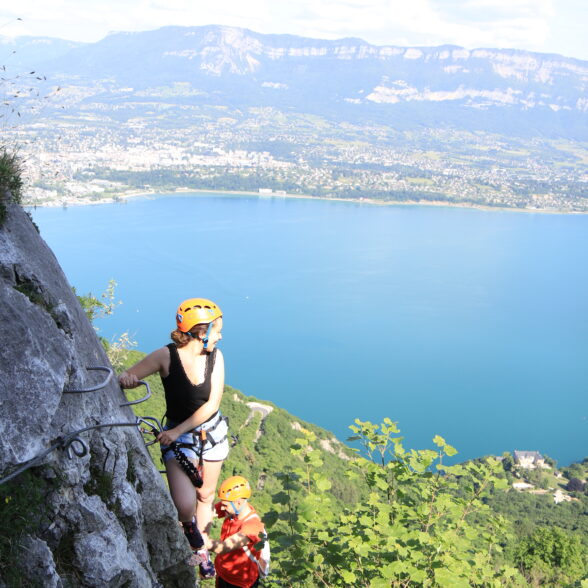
157;412;229;487
136;416;200;483
172;444;203;487
197;413;229;461
242;511;271;579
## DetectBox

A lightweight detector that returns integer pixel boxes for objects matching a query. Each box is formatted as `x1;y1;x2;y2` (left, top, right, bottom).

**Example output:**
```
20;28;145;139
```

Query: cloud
0;0;581;59
269;0;555;52
0;0;277;41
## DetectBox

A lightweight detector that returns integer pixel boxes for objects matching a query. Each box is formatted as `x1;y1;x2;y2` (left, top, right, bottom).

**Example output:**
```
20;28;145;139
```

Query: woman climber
119;297;229;579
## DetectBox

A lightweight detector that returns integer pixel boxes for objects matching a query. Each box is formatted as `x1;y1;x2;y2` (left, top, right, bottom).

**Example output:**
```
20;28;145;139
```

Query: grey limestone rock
0;200;195;587
19;536;63;588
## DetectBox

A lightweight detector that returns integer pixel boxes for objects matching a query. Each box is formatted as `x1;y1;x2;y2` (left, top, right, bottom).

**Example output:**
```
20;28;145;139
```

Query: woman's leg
166;457;206;554
166;458;198;521
197;459;224;537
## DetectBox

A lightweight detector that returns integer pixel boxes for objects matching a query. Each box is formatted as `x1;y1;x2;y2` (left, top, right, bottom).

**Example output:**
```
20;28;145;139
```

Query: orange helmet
218;476;251;501
176;298;222;333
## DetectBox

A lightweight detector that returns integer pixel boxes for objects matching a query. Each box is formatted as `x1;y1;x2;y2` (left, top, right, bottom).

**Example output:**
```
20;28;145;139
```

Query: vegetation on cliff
0;148;24;223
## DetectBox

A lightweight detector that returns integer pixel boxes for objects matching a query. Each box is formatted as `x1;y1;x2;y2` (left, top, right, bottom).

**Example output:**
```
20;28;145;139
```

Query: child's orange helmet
218;476;251;500
175;298;222;332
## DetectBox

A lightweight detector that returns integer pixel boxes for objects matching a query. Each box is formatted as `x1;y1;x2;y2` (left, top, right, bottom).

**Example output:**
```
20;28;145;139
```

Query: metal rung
64;366;113;393
120;380;151;407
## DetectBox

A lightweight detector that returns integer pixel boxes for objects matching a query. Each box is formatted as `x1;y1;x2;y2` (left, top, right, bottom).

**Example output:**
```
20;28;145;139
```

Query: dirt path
243;401;274;442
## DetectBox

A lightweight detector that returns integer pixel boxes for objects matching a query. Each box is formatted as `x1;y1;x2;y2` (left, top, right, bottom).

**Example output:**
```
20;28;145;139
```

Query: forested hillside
116;348;588;586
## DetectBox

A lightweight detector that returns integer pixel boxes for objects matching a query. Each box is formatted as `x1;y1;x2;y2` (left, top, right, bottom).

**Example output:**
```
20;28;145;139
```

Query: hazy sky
0;0;586;60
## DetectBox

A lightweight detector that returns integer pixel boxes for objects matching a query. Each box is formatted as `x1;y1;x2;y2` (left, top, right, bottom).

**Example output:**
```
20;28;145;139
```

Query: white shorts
161;412;230;463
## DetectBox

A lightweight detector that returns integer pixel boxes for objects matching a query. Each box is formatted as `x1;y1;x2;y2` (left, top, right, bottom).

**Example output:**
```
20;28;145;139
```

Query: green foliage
524;468;552;490
73;279;137;369
562;461;588;482
501;452;514;472
484;487;588;547
0;147;24;224
512;527;587;585
14;281;50;311
53;530;82;587
0;470;51;587
84;468;114;503
0;149;23;198
567;478;586;493
217;395;362;518
74;278;120;325
266;418;524;587
103;331;138;373
126;449;138;487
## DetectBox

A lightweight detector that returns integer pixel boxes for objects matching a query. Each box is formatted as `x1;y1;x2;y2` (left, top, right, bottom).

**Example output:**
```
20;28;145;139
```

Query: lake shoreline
26;186;588;215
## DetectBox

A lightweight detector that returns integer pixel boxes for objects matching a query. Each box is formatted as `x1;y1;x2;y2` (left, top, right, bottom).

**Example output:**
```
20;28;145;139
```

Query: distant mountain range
2;25;588;139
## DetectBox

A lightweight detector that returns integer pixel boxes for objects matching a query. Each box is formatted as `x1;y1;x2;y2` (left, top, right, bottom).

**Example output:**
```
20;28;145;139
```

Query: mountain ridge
5;25;588;63
3;24;587;210
3;24;587;137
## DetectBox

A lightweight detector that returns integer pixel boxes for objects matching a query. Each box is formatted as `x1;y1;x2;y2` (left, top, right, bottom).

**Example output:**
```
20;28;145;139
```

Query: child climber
206;476;269;588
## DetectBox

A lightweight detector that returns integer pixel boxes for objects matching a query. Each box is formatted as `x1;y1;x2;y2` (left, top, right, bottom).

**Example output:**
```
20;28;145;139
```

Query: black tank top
161;344;217;423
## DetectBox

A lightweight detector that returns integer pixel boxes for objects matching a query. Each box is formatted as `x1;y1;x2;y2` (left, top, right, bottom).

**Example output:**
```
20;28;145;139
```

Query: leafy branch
265;418;524;586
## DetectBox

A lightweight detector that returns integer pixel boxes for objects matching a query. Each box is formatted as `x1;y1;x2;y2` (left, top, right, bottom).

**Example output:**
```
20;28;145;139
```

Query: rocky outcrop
0;200;194;586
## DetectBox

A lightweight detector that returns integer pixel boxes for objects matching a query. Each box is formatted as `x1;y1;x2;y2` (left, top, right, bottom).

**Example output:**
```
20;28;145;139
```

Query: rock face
0;199;194;586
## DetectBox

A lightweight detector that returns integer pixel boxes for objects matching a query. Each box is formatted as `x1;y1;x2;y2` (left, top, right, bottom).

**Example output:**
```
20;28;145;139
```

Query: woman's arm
157;350;225;443
118;347;169;388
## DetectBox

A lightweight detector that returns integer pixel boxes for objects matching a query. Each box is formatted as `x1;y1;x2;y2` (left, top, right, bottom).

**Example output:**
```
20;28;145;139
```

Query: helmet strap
202;323;212;348
187;325;211;346
230;500;245;517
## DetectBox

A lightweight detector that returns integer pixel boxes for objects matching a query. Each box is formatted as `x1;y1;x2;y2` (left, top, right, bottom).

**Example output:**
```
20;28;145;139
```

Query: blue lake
30;194;588;465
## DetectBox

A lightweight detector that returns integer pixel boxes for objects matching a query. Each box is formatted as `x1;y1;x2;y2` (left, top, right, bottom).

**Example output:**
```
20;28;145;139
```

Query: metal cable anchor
120;380;151;407
63;366;113;393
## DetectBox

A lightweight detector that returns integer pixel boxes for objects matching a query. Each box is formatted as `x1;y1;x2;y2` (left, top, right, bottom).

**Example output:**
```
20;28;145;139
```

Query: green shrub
0;470;51;587
512;526;587;585
266;418;525;587
0;148;23;224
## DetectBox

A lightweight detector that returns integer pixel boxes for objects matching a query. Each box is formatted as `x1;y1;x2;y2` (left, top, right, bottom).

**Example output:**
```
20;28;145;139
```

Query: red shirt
214;503;265;588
